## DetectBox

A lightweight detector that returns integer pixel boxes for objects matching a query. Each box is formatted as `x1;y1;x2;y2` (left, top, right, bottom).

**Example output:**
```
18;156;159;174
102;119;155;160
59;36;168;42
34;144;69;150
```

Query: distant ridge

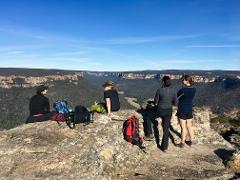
0;68;82;76
0;67;239;76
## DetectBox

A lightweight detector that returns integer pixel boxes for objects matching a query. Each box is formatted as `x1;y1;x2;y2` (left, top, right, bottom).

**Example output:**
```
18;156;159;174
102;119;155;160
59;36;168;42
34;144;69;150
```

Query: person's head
162;76;171;87
36;85;48;95
102;81;114;91
182;75;194;86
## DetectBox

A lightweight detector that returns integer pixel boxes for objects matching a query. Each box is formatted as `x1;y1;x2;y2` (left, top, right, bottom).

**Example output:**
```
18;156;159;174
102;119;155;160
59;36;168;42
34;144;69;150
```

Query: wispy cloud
185;45;240;48
88;62;103;66
22;53;39;57
55;51;87;56
147;60;198;67
0;25;81;45
0;45;48;52
46;57;89;63
0;26;49;40
0;24;203;47
7;50;24;55
103;34;203;45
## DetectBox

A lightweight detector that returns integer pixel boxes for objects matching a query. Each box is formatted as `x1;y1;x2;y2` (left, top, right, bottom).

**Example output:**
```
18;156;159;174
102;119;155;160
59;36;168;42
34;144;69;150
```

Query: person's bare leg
186;119;194;142
179;119;187;144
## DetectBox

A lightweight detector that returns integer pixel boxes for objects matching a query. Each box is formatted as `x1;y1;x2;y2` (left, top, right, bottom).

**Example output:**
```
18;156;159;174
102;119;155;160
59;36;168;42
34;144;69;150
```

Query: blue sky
0;0;239;71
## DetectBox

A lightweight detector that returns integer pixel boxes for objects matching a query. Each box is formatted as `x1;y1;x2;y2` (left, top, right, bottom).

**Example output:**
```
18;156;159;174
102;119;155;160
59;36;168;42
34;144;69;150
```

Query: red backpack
122;114;144;148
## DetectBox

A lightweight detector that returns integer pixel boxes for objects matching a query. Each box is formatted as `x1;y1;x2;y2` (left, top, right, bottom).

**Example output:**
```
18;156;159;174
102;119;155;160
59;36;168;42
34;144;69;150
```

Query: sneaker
160;147;168;153
144;134;154;141
162;149;167;153
186;140;194;146
178;143;186;148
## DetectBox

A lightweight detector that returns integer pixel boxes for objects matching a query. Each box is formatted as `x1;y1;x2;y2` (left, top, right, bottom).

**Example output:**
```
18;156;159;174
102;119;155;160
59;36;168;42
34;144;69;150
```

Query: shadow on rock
214;148;235;167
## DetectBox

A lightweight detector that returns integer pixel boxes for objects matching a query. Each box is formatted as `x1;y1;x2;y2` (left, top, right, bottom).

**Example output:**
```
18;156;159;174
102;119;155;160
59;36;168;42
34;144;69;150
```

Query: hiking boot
143;134;154;141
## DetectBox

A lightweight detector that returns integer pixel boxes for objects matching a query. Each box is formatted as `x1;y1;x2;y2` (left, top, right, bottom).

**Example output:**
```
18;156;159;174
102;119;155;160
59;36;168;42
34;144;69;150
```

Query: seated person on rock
102;81;120;116
26;85;52;123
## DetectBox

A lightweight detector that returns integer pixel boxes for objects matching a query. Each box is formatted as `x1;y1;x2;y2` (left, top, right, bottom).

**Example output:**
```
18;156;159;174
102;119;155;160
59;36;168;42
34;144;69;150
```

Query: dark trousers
146;107;172;150
144;107;157;136
159;108;172;150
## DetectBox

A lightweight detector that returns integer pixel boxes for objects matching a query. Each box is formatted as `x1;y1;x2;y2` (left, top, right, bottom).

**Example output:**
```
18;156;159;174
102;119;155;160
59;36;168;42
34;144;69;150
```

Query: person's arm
177;89;184;100
43;97;50;113
105;98;111;116
154;89;160;106
172;91;178;106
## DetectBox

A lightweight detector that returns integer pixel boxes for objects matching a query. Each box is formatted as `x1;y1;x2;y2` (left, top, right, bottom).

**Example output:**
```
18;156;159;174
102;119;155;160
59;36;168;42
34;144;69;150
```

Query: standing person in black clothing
26;85;51;123
146;76;177;152
176;75;196;147
102;81;120;117
142;100;156;140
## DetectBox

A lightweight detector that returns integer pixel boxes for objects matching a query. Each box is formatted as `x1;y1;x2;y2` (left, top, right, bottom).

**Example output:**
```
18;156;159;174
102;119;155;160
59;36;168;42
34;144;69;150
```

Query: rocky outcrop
0;109;237;179
210;114;240;149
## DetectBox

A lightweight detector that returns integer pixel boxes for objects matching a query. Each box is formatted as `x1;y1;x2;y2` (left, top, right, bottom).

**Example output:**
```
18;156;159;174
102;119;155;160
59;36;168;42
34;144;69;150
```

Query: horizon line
0;67;240;73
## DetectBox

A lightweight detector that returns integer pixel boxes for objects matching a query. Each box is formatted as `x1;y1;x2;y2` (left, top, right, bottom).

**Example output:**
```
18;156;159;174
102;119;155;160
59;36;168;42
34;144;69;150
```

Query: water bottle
68;109;74;122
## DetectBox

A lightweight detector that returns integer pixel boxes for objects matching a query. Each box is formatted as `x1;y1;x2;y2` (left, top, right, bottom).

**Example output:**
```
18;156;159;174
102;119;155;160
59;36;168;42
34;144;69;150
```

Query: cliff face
0;109;238;179
1;70;233;89
0;73;83;88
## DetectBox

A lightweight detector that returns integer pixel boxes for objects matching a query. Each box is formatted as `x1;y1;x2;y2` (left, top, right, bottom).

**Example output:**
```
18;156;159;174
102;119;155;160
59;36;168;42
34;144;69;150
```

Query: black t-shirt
104;89;120;112
29;94;50;116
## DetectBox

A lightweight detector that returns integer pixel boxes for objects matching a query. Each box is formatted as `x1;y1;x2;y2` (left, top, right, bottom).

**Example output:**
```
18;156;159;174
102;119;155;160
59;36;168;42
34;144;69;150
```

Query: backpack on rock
53;100;69;114
122;114;145;149
90;102;106;113
51;100;71;124
74;105;91;124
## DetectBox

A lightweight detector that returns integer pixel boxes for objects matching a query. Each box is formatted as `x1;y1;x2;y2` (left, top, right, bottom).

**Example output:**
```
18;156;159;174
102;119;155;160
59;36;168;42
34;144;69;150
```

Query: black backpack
74;105;91;123
66;106;91;129
67;105;91;129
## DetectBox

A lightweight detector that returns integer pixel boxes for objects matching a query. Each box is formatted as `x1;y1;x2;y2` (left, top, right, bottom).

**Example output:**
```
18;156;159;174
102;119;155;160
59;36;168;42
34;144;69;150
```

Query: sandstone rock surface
227;150;240;173
0;109;238;179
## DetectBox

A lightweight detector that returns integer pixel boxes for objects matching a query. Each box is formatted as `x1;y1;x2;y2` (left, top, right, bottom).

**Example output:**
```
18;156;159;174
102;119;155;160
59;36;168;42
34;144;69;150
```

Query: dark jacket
177;86;196;114
154;86;177;109
29;94;50;116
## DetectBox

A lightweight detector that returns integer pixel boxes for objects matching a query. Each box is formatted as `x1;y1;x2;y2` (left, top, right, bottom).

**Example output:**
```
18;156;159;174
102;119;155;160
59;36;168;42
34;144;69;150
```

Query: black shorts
176;111;193;120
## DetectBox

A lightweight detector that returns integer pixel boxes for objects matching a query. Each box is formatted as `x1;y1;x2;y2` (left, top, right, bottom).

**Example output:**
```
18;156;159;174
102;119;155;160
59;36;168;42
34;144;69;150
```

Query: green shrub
229;119;240;127
211;114;230;124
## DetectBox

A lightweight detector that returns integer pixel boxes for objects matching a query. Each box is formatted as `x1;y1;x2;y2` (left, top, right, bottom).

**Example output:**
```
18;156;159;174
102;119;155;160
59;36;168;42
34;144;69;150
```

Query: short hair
162;76;171;87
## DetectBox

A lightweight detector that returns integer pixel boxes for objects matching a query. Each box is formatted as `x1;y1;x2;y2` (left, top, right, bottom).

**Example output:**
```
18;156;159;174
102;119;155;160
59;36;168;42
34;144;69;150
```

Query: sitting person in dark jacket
26;85;52;123
102;81;120;116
